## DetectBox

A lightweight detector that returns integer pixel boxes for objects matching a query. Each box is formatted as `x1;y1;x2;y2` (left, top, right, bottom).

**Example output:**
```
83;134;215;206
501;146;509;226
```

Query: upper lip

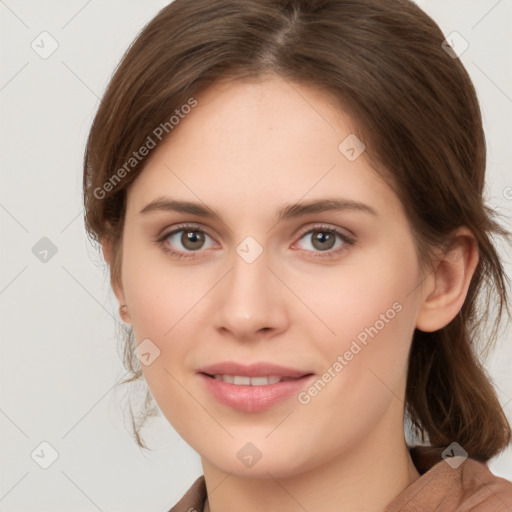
198;362;313;378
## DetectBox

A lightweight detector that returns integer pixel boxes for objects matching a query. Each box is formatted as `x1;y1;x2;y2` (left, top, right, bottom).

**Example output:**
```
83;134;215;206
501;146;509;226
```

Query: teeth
233;376;251;385
250;376;270;386
213;375;283;385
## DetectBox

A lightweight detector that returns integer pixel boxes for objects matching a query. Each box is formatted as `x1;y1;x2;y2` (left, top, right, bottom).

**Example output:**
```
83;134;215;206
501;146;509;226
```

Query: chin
198;437;325;479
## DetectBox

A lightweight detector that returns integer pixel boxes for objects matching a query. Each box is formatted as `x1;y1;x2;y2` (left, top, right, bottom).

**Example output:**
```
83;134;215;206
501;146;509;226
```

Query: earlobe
119;304;132;324
415;228;479;333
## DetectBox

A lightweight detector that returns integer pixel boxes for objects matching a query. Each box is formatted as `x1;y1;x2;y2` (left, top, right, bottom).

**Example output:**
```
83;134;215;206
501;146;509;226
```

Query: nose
211;248;290;342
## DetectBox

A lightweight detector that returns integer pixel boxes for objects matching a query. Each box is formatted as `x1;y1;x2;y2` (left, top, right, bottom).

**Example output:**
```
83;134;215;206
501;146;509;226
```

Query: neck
201;412;420;512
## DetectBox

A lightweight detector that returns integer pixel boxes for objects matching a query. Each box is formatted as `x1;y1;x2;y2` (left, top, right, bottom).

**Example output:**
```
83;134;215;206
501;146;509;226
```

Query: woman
83;0;512;510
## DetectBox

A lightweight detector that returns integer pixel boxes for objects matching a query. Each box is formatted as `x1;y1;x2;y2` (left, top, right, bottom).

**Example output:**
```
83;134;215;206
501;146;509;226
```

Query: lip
198;362;311;379
197;362;315;412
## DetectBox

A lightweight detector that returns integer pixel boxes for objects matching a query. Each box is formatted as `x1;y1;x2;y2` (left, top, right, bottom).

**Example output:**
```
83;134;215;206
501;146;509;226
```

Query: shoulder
167;454;512;512
386;447;512;511
455;456;512;510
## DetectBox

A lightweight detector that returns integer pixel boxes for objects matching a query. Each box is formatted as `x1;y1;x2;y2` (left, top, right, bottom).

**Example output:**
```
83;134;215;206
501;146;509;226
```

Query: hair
83;0;511;459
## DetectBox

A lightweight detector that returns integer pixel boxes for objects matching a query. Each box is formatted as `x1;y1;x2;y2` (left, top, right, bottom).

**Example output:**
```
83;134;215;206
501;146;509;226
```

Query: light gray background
1;1;511;510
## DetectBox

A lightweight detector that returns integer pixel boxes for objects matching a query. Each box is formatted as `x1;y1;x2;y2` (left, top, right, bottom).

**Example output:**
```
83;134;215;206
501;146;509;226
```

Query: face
116;75;425;477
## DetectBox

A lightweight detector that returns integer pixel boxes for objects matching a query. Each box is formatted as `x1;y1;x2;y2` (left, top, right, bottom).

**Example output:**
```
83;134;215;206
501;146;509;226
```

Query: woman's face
117;75;426;477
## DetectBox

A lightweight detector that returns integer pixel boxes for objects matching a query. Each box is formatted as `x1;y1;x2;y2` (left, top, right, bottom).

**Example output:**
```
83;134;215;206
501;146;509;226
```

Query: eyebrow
139;196;378;221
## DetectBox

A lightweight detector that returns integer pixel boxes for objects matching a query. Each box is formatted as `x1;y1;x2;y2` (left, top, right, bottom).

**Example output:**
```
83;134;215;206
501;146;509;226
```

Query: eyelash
156;223;355;261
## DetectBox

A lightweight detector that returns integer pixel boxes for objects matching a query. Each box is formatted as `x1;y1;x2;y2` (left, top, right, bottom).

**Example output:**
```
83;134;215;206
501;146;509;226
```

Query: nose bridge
212;241;288;338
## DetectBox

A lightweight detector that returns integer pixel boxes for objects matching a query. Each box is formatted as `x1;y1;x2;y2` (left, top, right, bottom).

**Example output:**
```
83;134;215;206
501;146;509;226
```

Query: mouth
197;362;315;412
203;374;306;385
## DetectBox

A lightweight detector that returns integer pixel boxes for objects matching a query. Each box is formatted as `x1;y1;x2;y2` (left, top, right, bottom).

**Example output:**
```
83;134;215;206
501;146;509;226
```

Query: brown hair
83;0;511;459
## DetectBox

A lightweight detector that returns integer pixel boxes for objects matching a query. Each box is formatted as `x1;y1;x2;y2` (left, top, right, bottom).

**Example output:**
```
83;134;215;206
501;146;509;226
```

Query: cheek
286;293;416;471
294;241;419;413
119;237;215;432
296;242;419;356
121;234;207;337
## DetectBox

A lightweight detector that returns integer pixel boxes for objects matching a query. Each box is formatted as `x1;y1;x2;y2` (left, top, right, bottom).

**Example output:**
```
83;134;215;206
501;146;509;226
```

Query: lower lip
199;374;314;412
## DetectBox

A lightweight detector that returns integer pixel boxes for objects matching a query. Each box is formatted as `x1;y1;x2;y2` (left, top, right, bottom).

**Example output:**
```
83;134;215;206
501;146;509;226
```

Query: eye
157;224;217;258
293;225;354;258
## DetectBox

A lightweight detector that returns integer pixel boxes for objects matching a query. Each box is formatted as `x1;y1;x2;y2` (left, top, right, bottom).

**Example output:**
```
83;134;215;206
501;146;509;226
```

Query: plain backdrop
1;1;511;510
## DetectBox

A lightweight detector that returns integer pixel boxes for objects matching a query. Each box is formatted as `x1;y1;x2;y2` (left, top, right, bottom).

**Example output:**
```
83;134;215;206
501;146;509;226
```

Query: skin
103;75;479;512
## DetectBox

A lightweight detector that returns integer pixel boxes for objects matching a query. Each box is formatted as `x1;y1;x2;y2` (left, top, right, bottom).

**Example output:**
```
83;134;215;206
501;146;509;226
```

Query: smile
197;362;314;412
211;375;301;385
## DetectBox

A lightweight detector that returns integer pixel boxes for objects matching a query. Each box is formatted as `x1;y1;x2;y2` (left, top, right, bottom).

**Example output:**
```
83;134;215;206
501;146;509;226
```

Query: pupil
182;230;204;250
312;231;335;251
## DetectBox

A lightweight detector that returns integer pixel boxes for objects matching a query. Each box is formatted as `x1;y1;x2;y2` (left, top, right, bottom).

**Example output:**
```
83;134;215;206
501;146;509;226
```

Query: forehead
125;75;398;221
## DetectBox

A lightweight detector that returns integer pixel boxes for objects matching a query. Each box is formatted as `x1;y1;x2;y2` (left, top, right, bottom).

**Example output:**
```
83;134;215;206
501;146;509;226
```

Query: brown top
167;447;512;512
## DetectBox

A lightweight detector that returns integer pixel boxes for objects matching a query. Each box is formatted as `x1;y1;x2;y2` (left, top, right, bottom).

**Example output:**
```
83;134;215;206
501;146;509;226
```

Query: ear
415;227;479;332
101;237;131;324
